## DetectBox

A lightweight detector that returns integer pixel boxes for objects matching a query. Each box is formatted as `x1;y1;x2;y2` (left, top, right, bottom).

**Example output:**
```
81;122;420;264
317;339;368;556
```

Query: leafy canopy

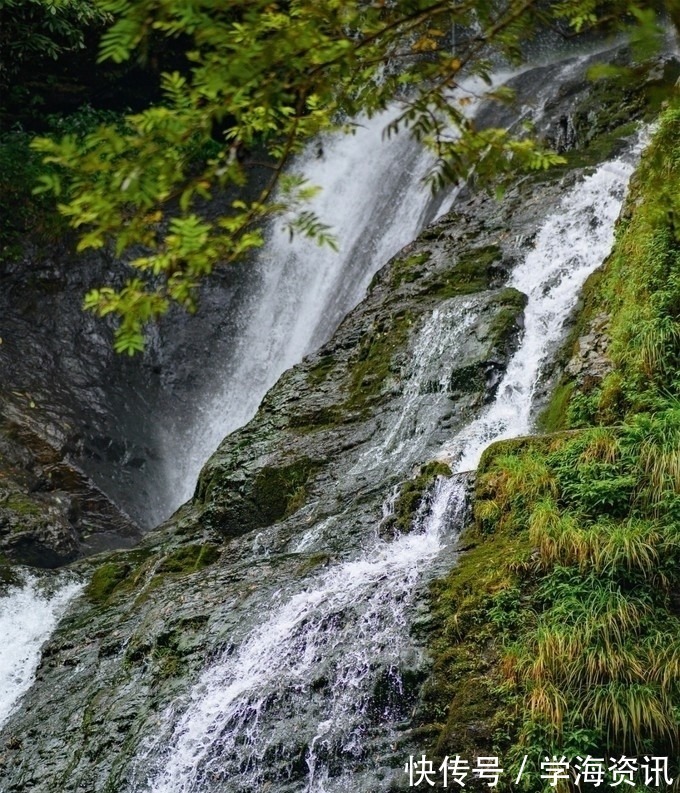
30;0;680;353
0;0;110;89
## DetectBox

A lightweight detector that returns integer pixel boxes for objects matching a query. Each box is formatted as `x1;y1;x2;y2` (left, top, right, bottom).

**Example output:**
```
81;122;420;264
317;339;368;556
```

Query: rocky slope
0;44;678;793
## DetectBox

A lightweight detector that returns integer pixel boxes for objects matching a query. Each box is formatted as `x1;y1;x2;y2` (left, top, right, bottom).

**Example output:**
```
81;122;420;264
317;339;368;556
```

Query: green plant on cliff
27;0;680;353
426;104;680;789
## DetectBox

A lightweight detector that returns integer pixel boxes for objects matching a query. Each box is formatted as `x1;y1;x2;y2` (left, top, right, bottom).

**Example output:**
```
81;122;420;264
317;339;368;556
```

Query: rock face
0;172;603;793
0;44;677;793
0;404;140;573
565;311;613;388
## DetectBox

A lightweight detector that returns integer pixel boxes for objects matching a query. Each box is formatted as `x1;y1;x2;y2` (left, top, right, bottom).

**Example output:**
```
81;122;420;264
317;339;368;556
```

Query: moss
449;362;486;394
288;406;345;432
306;354;337;387
388;461;452;534
84;548;156;604
391;251;432;287
346;310;414;409
252;457;321;523
418;521;532;765
86;562;131;604
3;492;42;516
156;544;221;575
488;287;527;341
428;245;502;299
537;381;575;433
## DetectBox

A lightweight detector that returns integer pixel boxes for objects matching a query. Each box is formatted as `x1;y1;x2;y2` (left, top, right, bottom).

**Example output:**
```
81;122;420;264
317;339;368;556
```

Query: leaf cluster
26;0;680;351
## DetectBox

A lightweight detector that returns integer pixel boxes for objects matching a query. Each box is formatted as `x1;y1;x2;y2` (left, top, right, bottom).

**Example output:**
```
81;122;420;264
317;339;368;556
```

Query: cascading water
161;73;521;512
448;147;643;472
161;107;445;511
0;575;82;728
135;136;642;792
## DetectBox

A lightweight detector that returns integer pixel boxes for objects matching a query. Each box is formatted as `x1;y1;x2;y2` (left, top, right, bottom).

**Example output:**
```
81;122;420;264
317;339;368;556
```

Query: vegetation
425;105;680;789
388;461;453;535
0;0;671;351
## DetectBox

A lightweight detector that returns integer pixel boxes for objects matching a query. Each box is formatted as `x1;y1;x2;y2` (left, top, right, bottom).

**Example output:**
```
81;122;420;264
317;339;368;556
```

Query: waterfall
448;148;642;473
136;139;641;792
0;575;82;728
161;73;517;512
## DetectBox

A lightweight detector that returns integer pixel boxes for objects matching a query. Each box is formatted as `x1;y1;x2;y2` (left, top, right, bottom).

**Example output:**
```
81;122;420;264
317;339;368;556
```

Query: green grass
424;105;680;789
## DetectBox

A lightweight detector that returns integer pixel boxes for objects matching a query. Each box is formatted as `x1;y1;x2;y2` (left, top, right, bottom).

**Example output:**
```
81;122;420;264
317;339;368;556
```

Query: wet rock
0;408;139;569
0;45;667;793
565;311;613;388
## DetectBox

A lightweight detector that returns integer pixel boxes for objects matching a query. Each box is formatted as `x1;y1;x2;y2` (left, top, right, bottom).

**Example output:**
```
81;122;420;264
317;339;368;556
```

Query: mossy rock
86;562;132;604
488;288;527;349
251;457;321;524
156;544;221;575
2;493;43;517
385;461;452;535
85;548;155;604
391;251;432;287
428;245;503;299
306;354;337;387
346;310;414;409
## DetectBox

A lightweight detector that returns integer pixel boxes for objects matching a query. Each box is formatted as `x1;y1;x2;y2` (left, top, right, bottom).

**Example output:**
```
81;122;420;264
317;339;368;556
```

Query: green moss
488;287;528;347
429;245;502;299
157;544;221;575
346;310;414;409
84;548;156;604
252;457;321;523
86;562;131;604
537;381;574;433
389;461;452;534
288;406;344;432
418;521;532;763
3;492;42;516
306;354;337;387
391;251;432;287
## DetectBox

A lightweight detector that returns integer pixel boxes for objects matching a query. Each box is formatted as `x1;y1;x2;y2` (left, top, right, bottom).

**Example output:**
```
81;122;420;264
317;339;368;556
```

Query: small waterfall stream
136;142;641;792
0;576;82;729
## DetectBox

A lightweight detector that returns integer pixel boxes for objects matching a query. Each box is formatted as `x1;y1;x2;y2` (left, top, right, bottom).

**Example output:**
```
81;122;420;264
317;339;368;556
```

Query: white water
163;108;442;510
142;144;641;792
446;152;640;473
0;575;82;728
164;74;517;511
144;476;466;793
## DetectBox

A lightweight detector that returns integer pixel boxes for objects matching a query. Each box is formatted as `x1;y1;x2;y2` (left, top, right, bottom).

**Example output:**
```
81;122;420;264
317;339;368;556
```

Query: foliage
0;107;123;260
426;106;680;789
0;0;110;90
28;0;680;352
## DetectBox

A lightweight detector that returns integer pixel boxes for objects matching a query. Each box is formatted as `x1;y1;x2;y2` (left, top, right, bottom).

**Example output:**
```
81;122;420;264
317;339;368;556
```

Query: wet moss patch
391;251;432;287
346;310;414;409
157;544;221;575
252;457;321;523
85;548;155;604
429;245;503;299
86;562;131;604
2;493;43;517
385;461;452;535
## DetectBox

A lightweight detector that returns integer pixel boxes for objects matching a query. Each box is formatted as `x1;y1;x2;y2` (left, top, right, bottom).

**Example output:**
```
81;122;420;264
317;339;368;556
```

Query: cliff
0;45;678;793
